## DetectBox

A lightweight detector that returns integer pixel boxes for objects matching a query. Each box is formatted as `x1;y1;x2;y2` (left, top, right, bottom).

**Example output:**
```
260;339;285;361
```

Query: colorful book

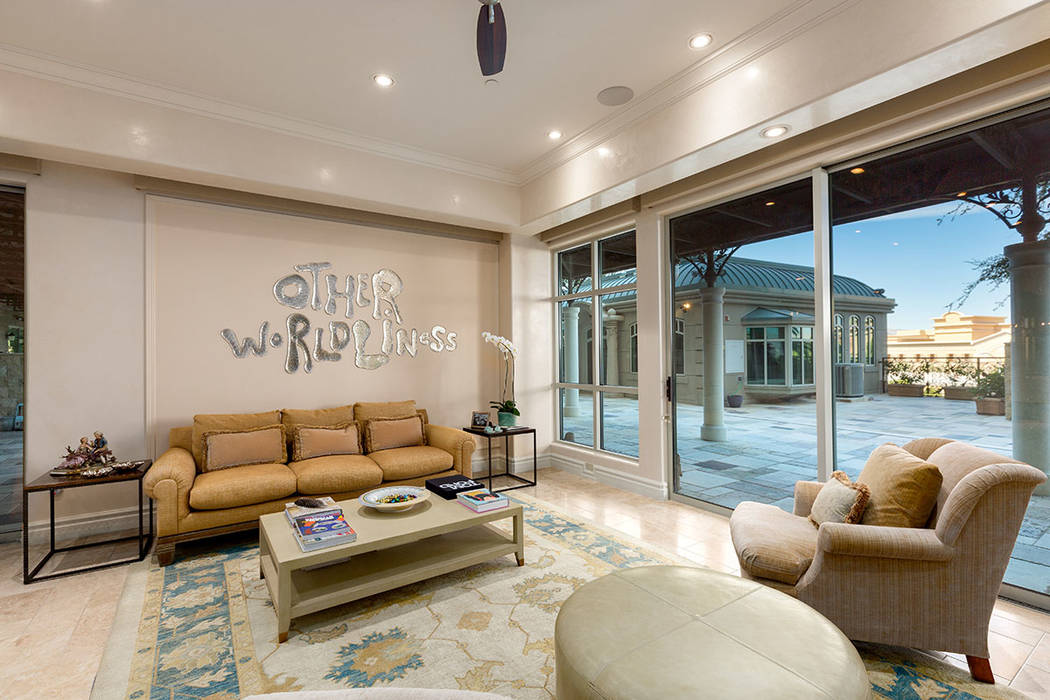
425;475;485;500
457;488;509;513
285;496;340;522
284;498;357;552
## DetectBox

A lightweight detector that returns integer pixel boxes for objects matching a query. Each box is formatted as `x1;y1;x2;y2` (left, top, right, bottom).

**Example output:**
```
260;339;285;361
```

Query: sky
738;201;1019;331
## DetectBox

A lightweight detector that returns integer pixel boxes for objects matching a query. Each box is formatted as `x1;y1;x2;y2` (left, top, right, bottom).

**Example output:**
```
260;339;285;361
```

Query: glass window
864;315;876;365
558;245;591;296
673;318;685;375
791;326;814;385
599;293;636;388
834;314;844;363
558;300;593;384
598;230;636;288
600;392;638;457
558;388;593;447
746;326;788;385
629;323;638;372
848;315;860;362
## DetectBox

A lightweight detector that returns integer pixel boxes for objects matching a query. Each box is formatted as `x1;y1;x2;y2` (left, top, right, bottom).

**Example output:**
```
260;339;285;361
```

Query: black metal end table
23;460;154;584
463;426;537;493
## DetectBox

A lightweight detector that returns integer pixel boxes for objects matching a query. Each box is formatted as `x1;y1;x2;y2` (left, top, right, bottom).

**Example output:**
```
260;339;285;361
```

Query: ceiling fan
476;0;507;76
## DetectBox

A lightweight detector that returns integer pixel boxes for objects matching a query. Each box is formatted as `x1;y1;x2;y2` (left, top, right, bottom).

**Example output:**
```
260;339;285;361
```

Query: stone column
700;286;727;441
1006;240;1050;494
603;308;623;389
562;304;581;417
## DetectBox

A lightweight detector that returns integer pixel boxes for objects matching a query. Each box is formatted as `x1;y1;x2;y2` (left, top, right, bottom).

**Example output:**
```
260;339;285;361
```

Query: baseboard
470;451;550;478
24;505;147;542
550;453;668;501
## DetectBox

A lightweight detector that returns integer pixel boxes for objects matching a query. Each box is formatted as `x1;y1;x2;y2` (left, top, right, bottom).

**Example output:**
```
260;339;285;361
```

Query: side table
463;426;537;493
23;460;154;584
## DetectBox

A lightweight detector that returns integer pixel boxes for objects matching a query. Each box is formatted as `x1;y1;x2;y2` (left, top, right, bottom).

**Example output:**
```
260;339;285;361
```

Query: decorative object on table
482;331;520;427
425;474;484;500
49;430;117;477
457;487;509;513
109;459;150;473
284;496;356;552
360;485;430;513
470;410;491;428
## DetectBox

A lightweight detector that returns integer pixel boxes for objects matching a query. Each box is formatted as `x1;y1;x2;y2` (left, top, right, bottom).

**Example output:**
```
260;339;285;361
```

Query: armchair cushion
289;455;383;495
809;471;870;526
189;462;296;510
369;446;454;481
858;443;942;528
730;501;818;585
816;521;954;561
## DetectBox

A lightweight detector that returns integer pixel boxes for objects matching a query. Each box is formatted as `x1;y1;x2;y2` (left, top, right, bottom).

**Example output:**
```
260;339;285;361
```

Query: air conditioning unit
835;363;865;398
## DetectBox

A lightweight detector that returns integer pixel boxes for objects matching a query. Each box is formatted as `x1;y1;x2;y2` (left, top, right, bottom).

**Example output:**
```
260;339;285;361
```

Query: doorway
0;184;24;537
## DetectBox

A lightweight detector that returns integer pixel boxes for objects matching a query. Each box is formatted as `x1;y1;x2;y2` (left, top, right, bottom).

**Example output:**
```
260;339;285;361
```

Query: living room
2;2;1050;699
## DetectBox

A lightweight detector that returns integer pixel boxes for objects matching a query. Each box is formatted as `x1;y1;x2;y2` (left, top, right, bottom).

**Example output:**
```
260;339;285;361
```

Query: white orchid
482;331;518;404
482;331;518;358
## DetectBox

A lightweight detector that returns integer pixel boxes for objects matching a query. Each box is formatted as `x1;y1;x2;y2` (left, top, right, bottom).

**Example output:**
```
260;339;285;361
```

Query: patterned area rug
93;494;1029;699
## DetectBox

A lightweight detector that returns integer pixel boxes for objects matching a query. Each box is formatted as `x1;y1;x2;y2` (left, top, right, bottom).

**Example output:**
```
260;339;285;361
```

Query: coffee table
259;496;525;642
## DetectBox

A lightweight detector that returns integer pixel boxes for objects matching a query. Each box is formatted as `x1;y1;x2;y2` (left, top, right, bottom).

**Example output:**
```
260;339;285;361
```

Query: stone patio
561;393;1050;595
0;431;21;534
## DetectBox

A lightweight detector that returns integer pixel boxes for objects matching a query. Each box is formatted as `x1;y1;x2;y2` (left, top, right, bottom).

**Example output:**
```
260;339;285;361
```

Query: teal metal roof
740;308;816;323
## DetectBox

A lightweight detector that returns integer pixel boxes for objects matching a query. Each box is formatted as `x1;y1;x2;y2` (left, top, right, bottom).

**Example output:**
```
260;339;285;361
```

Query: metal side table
23;460;153;583
463;426;537;493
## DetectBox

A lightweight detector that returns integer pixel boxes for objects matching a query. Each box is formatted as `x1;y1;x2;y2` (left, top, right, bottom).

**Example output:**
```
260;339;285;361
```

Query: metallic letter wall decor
220;263;460;374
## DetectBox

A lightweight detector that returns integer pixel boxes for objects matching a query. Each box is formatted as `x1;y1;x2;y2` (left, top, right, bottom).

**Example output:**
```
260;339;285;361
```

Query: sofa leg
966;655;994;684
155;541;176;566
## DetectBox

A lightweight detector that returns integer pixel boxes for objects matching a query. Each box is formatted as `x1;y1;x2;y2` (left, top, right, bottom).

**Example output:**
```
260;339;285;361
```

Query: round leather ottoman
555;566;870;699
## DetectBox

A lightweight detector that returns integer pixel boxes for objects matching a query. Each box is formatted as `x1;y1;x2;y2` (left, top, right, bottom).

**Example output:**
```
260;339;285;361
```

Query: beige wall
148;197;501;455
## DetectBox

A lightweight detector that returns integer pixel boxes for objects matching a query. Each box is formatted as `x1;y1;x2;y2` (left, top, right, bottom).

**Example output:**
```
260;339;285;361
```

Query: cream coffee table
259;496;524;642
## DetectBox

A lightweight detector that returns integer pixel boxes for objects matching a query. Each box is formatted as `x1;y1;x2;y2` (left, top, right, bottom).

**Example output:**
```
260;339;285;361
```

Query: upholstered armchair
730;438;1045;683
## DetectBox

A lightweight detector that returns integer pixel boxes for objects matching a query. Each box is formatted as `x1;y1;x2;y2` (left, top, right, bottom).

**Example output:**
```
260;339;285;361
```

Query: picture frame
470;410;491;428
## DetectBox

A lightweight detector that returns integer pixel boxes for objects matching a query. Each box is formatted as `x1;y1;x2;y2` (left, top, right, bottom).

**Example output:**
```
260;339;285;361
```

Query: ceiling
0;0;800;176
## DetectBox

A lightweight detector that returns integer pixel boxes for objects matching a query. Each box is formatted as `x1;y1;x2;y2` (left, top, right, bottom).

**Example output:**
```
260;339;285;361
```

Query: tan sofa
144;401;475;565
730;438;1045;683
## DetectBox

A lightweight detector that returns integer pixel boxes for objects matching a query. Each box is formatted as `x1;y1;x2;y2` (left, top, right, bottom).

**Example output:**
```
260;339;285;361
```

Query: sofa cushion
201;424;286;472
289;455;384;495
292;423;362;461
282;405;355;449
354;400;417;423
189;462;297;510
191;410;281;466
369;446;454;481
809;471;870;526
859;443;943;528
731;501;818;585
364;415;426;452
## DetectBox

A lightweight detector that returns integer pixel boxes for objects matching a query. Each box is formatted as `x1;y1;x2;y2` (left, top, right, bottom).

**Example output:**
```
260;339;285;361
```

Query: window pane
746;341;765;384
830;103;1050;597
599;293;636;388
792;342;804;384
558;300;593;384
766;341;786;385
600;391;638;457
767;327;785;339
803;341;814;384
598;230;636;288
558;245;591;296
746;327;765;340
558;388;593;447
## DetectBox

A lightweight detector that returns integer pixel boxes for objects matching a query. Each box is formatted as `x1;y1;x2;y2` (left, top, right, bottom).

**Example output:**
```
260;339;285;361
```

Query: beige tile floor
3;467;1050;697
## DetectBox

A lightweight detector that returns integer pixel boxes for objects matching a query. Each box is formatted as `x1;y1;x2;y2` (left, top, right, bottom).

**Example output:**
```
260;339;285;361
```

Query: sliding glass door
0;185;24;536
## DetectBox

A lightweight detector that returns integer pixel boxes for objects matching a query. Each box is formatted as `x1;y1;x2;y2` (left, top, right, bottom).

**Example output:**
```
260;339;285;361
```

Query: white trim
812;168;834;482
25;504;146;540
550;451;668;501
144;196;159;459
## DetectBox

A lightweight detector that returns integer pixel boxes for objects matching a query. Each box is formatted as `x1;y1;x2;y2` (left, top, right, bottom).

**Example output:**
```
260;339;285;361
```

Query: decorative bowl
360;486;429;513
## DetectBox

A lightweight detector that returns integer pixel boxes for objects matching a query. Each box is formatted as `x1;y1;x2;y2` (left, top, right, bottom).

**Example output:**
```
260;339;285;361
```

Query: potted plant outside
941;357;978;401
975;365;1006;416
726;376;744;408
482;331;519;427
885;358;927;397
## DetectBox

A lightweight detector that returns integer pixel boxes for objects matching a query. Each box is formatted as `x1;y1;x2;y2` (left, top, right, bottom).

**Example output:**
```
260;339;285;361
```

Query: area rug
92;494;1029;699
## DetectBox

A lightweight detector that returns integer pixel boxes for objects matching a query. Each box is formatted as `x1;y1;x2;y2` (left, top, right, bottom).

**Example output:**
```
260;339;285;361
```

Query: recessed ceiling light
764;201;775;206
850;167;865;174
372;73;395;88
597;147;612;157
688;33;713;49
760;125;789;139
548;130;562;140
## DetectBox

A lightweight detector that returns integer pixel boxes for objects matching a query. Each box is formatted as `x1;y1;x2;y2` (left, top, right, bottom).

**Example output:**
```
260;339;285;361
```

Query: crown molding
516;0;858;183
0;43;521;186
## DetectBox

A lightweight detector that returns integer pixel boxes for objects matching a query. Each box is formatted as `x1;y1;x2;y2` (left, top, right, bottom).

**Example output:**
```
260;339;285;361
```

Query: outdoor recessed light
760;125;788;139
372;74;395;88
682;302;692;310
764;201;775;206
850;167;865;174
547;130;562;140
688;33;713;49
957;191;967;197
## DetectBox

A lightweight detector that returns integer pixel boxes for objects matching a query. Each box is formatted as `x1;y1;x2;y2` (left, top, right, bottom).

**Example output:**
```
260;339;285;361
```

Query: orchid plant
482;331;519;416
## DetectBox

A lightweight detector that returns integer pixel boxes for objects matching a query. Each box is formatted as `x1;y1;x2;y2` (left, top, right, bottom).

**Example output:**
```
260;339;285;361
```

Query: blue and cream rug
92;494;1028;699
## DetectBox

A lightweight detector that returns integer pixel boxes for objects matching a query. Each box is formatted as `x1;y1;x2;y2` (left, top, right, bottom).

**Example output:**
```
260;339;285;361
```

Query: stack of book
457;488;509;513
285;497;357;552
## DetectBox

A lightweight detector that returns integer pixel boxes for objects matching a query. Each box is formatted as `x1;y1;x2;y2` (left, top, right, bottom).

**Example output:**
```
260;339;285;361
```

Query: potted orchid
483;331;519;427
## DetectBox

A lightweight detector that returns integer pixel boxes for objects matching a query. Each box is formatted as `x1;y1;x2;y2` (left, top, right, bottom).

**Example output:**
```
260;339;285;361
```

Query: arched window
673;319;686;375
864;315;876;365
848;315;860;363
834;314;844;363
629;323;638;372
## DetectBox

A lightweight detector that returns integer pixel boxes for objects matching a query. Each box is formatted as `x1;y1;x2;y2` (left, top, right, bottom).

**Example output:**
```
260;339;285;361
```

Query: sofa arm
143;447;196;537
426;424;476;476
817;522;954;562
793;481;823;517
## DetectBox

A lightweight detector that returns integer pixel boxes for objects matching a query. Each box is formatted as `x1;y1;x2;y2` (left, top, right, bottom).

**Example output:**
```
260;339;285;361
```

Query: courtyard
563;393;1050;594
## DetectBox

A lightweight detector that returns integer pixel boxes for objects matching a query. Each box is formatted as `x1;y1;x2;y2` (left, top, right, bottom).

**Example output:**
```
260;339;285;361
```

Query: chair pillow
292;423;362;461
364;415;426;452
201;424;286;473
809;471;870;526
858;443;943;528
192;410;281;466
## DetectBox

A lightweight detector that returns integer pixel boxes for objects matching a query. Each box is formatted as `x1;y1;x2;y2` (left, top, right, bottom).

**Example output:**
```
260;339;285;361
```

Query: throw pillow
858;443;943;528
191;410;281;466
201;424;286;472
364;415;426;452
809;471;870;526
354;400;418;424
292;423;362;461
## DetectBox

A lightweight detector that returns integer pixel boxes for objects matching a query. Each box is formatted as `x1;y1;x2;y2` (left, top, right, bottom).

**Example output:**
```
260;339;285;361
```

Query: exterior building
888;311;1010;359
564;257;895;404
